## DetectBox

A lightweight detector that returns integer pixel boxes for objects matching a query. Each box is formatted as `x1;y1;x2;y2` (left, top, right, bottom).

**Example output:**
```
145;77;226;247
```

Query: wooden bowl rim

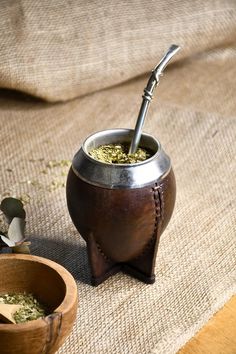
0;254;78;331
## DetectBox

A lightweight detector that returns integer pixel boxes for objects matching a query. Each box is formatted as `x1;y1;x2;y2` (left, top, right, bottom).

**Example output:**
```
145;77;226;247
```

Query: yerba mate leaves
89;143;151;164
0;293;46;323
0;303;23;324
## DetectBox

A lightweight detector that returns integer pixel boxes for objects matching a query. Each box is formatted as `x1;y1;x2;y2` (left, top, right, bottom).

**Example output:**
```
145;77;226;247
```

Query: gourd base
87;232;157;286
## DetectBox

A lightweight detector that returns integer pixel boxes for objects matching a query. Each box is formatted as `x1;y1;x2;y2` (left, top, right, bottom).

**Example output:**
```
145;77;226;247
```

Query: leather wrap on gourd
66;167;176;265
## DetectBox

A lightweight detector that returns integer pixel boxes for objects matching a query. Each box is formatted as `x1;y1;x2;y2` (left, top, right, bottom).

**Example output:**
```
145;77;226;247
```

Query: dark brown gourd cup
66;129;176;286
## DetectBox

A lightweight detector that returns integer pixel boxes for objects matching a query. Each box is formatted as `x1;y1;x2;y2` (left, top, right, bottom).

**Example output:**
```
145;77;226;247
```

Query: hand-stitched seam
132;182;161;261
157;183;164;222
94;182;164;263
95;241;113;263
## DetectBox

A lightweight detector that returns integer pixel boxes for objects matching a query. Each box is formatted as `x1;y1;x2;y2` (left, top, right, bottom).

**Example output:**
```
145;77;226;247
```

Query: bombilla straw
129;44;180;154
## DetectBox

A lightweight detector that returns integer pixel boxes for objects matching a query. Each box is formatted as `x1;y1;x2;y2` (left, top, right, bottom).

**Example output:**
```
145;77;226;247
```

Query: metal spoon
129;44;180;154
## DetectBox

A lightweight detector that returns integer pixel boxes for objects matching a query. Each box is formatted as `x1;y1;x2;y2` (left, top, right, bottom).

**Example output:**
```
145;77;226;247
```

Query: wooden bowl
0;254;78;354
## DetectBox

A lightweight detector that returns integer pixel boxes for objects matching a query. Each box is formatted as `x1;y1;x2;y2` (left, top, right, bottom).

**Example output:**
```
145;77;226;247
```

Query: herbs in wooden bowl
0;293;46;324
0;254;78;354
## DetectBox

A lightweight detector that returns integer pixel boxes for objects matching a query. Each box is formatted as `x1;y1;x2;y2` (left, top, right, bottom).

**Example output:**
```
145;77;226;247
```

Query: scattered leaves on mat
46;159;71;169
17;159;71;194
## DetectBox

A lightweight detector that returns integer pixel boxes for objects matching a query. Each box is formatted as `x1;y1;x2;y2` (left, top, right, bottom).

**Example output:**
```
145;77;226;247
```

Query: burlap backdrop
0;0;236;101
0;1;236;353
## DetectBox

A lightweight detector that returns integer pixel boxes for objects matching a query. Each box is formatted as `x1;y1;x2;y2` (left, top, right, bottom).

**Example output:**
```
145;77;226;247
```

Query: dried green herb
89;143;152;164
48;180;66;192
0;293;46;323
46;159;71;169
19;194;31;205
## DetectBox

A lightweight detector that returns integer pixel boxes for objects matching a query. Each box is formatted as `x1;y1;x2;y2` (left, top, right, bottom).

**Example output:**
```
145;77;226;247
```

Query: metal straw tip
129;44;181;154
153;44;181;78
169;44;181;53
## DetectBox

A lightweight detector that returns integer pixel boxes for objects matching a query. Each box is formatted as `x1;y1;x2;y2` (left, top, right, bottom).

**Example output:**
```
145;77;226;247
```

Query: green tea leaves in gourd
89;143;151;164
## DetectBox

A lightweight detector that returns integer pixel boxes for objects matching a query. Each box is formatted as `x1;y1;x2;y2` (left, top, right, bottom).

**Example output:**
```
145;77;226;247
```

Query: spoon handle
129;44;180;154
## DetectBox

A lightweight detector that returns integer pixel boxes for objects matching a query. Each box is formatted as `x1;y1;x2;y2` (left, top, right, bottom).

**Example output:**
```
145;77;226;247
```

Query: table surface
178;295;236;354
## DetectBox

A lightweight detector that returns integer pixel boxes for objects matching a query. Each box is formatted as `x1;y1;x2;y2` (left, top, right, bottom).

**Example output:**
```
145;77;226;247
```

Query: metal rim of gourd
82;128;160;167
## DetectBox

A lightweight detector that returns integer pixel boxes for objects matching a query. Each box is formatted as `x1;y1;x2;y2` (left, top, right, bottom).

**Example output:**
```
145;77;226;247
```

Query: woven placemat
0;46;235;353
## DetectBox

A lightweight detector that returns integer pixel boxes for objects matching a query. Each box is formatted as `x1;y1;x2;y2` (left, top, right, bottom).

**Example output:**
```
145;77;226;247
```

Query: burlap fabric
0;0;236;102
0;1;236;354
0;46;236;353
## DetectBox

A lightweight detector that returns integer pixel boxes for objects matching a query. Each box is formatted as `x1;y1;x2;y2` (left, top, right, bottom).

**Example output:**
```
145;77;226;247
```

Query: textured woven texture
0;1;236;353
0;0;236;101
0;44;235;353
